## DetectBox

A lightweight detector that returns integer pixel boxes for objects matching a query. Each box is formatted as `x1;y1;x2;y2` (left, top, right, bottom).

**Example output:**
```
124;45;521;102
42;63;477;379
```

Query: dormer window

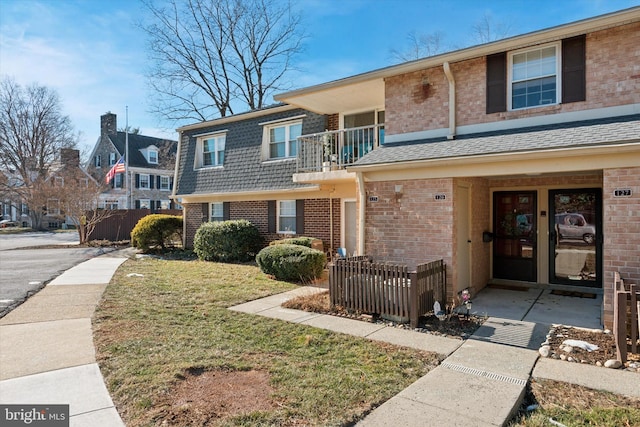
148;149;158;164
195;132;226;168
260;117;304;160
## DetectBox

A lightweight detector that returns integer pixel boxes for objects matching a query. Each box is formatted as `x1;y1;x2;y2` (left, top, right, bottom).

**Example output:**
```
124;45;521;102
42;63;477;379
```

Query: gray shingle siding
176;108;326;195
355;115;640;167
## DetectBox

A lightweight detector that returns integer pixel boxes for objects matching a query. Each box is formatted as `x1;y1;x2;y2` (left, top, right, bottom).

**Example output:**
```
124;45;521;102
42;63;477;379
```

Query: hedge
193;219;263;262
256;243;326;283
131;214;183;252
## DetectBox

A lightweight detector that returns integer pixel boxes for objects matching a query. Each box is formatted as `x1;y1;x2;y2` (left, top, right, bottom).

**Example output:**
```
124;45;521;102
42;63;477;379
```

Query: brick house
268;7;639;328
174;8;638;328
86;113;179;211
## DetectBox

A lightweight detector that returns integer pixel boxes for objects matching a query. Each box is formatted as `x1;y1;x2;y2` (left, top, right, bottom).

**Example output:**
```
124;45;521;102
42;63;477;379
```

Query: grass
93;257;441;426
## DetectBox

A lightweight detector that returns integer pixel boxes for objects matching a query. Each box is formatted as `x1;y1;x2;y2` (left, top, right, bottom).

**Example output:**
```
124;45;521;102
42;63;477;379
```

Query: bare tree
140;0;305;122
390;31;446;62
0;77;78;229
471;13;512;44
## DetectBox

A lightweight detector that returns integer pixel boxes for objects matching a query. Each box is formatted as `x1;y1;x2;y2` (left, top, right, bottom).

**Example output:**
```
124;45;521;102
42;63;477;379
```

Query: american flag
105;155;125;184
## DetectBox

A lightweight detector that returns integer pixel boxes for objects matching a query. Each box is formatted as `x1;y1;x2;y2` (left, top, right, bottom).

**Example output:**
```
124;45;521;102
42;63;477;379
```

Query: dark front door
493;191;537;282
549;189;602;288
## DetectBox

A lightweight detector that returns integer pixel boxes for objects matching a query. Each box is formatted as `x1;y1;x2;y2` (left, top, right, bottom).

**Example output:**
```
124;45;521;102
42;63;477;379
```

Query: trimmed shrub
193;219;263;262
131;214;183;252
269;236;316;248
256;243;326;283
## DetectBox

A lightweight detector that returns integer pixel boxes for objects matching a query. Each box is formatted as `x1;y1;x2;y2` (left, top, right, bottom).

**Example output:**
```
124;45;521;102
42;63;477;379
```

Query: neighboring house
1;148;95;229
86;113;179;211
175;7;640;329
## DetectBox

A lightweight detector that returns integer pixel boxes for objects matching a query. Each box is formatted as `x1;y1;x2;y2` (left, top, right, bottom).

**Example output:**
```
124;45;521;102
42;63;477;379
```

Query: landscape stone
604;359;622;369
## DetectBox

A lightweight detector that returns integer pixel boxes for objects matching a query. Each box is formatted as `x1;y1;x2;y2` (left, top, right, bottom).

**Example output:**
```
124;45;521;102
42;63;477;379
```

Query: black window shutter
562;35;586;103
267;200;276;233
486;52;507;113
150;200;156;211
135;174;140;188
223;202;230;220
135;200;141;209
296;199;305;235
150;175;155;189
110;176;115;189
201;203;209;221
157;176;161;189
170;177;174;190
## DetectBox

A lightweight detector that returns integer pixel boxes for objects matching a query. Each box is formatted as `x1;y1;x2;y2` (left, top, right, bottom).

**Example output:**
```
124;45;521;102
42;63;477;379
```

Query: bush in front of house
256;243;326;283
269;236;316;248
131;214;183;252
193;219;263;262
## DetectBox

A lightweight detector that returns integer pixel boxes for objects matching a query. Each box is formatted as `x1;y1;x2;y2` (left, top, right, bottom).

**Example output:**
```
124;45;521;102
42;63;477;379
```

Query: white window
47;199;60;215
103;200;119;210
278;200;296;234
159;200;171;210
21;203;29;215
114;173;124;188
266;121;301;159
148;150;158;164
139;174;150;189
95;155;101;167
197;133;225;168
109;152;117;165
210;202;224;222
138;199;150;209
509;43;560;110
160;176;170;191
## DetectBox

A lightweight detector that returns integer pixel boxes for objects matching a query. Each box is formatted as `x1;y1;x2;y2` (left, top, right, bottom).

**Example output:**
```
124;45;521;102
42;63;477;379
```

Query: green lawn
93;257;441;426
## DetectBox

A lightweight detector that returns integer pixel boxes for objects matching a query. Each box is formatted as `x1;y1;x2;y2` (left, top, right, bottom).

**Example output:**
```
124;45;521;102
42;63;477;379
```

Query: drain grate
441;362;527;386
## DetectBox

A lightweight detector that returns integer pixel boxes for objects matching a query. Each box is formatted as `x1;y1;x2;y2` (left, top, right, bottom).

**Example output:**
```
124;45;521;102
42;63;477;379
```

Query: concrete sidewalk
230;287;640;427
0;253;129;427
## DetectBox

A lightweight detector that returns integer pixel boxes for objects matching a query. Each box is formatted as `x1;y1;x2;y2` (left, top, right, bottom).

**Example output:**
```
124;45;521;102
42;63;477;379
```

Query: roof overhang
275;7;640;114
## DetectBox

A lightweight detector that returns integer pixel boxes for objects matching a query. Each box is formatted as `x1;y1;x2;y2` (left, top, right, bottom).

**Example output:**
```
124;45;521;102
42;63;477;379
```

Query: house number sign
613;188;632;197
368;196;379;202
434;193;446;200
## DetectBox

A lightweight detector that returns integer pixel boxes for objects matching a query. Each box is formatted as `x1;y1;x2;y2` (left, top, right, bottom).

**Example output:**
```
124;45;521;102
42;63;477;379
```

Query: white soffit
282;78;385;114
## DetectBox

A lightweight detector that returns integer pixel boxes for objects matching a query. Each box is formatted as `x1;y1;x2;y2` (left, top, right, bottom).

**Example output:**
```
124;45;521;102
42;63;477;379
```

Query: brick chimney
101;112;117;137
60;148;80;167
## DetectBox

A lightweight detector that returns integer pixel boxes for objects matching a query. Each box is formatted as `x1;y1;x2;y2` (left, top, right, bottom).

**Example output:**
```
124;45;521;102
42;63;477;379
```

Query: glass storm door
493;191;537;282
549;189;602;287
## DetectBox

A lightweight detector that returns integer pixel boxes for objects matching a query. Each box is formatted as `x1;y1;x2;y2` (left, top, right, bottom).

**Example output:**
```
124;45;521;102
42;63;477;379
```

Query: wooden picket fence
613;272;639;363
329;257;446;328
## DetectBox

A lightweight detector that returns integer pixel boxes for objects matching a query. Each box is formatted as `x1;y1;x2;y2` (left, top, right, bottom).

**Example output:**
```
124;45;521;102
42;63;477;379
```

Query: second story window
148;150;158;164
109;152;117;165
160;176;170;190
267;121;301;159
509;43;559;110
95;155;101;167
139;174;150;189
196;133;226;168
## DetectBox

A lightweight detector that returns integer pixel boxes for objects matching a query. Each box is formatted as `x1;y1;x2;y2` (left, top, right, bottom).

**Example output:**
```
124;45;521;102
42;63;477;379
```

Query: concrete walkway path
230;287;640;427
0;253;129;427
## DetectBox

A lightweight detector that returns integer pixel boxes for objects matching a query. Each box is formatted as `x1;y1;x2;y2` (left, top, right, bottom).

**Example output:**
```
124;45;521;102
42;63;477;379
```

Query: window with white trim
95;155;101;167
266;121;301;159
103;200;119;210
160;176;170;191
47;199;60;215
210;202;224;222
159;200;171;210
114;173;124;188
109;152;117;165
139;174;150;189
197;133;225;168
509;43;560;110
138;199;150;209
148;149;158;164
278;200;296;233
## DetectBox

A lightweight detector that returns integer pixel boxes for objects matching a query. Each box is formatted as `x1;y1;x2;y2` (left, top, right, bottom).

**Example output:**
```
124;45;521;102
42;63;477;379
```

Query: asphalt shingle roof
109;132;177;169
354;114;640;167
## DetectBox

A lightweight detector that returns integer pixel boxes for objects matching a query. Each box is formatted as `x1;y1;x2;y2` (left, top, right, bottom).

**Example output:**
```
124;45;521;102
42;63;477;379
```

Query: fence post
615;290;628;363
410;271;418;328
631;284;638;355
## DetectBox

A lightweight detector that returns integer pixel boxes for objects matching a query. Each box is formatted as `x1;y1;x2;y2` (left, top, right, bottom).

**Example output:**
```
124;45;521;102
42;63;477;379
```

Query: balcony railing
296;124;384;173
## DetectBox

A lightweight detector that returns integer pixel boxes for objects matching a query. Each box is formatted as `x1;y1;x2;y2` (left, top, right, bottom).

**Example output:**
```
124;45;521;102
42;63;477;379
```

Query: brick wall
364;179;455;292
385;22;640;136
602;166;640;328
184;198;341;251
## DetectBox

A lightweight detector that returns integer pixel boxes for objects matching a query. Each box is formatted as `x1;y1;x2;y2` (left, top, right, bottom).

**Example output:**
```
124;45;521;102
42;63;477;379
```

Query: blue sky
1;0;638;157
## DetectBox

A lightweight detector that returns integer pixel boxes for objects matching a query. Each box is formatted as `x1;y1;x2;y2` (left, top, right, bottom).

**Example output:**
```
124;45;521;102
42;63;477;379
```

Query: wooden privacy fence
89;209;183;242
613;272;639;363
329;257;446;328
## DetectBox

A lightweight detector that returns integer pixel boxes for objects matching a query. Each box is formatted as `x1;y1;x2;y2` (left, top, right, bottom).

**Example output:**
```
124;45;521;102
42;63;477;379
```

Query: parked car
0;219;18;228
555;213;596;244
